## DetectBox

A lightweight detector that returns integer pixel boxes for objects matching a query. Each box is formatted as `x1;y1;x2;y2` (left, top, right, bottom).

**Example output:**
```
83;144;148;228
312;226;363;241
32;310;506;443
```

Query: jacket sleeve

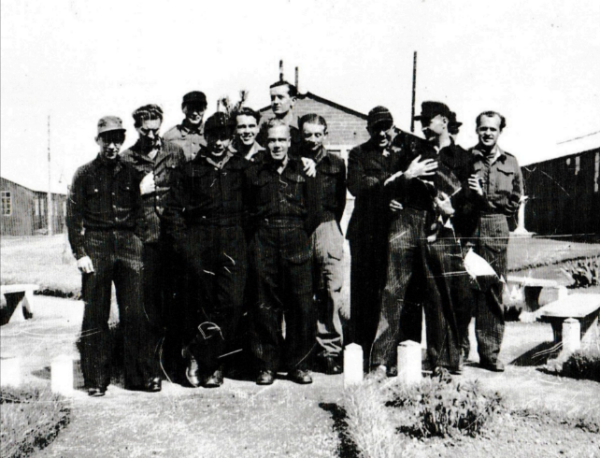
335;159;347;224
66;168;87;260
347;147;381;197
162;166;188;245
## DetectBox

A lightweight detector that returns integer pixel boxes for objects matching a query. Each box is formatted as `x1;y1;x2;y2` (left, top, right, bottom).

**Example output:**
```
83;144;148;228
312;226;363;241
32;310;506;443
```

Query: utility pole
279;60;284;82
410;51;418;133
47;115;53;236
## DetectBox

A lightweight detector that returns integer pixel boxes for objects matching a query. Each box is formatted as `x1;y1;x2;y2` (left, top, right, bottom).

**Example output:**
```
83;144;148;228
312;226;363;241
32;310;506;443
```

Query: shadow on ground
319;402;360;458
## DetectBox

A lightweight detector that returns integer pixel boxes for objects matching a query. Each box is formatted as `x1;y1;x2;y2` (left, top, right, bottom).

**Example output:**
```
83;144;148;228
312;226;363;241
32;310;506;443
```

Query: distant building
522;140;600;236
0;177;67;236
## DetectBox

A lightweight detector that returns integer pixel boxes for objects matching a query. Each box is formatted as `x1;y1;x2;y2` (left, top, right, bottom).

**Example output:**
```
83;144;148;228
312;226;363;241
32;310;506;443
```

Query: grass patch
557;351;600;383
0;385;71;458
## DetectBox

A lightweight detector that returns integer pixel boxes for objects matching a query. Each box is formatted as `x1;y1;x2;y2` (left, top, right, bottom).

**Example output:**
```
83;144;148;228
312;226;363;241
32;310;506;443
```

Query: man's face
136;118;162;148
235;115;259;146
421;114;446;141
476;115;502;150
183;103;205;126
206;129;232;158
302;122;327;153
96;131;126;161
367;121;395;150
270;85;295;117
267;125;291;162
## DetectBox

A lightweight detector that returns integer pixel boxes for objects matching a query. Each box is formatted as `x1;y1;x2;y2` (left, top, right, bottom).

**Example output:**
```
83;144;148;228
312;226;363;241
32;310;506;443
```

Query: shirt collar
229;140;265;161
204;152;232;170
472;144;505;164
180;120;204;135
274;155;289;175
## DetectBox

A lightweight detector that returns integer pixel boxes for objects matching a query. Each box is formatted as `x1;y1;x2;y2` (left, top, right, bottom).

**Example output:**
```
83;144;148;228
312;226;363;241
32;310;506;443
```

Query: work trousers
348;230;387;356
371;210;471;371
80;230;155;388
311;220;345;359
470;214;508;364
180;225;247;372
249;223;315;372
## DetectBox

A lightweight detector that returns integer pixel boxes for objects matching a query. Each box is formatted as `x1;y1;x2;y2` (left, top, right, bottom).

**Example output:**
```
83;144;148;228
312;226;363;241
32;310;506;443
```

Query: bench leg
524;286;543;312
0;292;34;326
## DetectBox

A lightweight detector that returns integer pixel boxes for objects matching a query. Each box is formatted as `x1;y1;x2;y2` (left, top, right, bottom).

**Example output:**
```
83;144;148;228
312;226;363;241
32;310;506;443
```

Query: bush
559;351;600;383
0;385;71;458
384;376;503;438
561;256;600;288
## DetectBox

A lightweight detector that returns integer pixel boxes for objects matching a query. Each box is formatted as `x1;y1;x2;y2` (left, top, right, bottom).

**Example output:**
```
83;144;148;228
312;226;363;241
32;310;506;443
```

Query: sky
2;0;599;192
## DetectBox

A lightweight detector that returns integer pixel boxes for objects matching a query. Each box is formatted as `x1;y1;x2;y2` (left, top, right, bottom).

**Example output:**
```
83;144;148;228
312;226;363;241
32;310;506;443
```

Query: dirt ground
1;296;599;457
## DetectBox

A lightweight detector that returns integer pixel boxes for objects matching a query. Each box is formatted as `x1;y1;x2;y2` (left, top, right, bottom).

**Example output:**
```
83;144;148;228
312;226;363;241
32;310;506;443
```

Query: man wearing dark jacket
67;116;158;396
465;111;523;372
164;112;248;388
299;114;347;375
163;91;207;161
247;119;316;386
120;104;186;384
346;106;400;357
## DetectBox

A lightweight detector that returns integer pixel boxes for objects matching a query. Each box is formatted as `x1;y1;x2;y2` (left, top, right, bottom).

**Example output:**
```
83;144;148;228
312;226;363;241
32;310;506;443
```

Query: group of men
67;80;523;397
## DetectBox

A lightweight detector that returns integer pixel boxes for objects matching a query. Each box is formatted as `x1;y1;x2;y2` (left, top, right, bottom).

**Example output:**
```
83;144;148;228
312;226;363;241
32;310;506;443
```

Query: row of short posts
343;341;422;387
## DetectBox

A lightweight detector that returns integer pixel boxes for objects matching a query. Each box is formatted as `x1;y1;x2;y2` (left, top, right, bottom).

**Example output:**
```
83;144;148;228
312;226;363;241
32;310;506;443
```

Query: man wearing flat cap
67;116;159;396
346;106;401;358
164;112;249;388
120;104;186;386
164;91;208;161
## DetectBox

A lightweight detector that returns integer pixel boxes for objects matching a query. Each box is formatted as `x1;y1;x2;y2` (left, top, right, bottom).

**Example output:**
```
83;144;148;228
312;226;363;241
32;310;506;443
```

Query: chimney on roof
295;66;300;94
279;60;284;82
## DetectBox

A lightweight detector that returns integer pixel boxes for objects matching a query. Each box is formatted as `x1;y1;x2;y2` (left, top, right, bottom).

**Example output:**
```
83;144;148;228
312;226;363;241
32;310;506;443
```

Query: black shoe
323;357;343;375
386;366;398;377
480;360;505;372
145;377;162;392
288;369;313;385
202;370;224;388
186;356;201;387
88;387;106;397
256;370;275;385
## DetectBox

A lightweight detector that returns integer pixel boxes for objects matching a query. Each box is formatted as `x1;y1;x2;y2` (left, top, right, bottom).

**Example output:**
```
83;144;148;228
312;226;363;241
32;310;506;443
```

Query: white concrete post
51;355;74;396
0;355;22;387
562;318;581;354
397;341;422;385
557;286;568;301
513;197;530;236
344;343;364;387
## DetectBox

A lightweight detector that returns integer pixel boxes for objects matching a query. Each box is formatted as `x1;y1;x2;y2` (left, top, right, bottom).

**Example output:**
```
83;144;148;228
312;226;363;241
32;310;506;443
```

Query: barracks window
1;191;12;216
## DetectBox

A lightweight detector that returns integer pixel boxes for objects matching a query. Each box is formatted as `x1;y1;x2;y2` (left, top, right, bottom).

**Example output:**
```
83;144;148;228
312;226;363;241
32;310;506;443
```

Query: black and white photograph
1;1;599;456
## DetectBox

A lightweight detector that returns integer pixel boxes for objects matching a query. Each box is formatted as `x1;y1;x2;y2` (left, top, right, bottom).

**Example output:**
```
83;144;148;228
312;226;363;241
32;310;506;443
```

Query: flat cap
97;116;125;135
367;106;394;127
414;101;453;121
182;91;207;107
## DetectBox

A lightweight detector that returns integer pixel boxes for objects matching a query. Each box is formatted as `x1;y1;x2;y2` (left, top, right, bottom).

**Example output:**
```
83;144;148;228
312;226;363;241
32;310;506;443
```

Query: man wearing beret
346;106;401;358
67;116;159;396
164;112;248;388
247;119;316;386
120;104;186;385
164;91;208;161
464;111;523;372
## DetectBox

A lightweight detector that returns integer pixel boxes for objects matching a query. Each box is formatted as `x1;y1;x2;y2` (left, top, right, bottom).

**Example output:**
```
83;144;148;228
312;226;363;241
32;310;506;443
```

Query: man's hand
389;199;404;213
404;155;438;180
301;158;317;177
468;174;484;196
140;172;156;195
434;192;455;216
77;256;95;274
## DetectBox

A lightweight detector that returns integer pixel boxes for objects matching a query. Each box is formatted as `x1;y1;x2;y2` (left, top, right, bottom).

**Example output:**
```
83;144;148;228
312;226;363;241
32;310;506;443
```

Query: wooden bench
538;293;600;345
0;284;39;326
507;275;567;311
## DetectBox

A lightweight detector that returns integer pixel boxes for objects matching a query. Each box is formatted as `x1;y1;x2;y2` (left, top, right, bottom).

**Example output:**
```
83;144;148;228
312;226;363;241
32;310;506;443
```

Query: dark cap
367;106;394;128
414;101;454;121
182;91;207;108
97;116;126;135
204;112;233;134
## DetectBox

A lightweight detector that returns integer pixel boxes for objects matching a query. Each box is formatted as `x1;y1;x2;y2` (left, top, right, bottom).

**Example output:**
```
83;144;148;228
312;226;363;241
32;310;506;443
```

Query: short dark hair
269;80;297;98
233;107;261;124
476;111;506;131
132;104;163;128
298;114;328;133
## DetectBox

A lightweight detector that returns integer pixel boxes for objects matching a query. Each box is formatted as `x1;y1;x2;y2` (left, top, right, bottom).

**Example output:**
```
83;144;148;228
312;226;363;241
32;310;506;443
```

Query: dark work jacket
469;146;523;217
305;146;347;227
67;155;145;259
163;153;250;244
120;139;186;244
163;121;206;162
346;139;401;242
247;153;316;235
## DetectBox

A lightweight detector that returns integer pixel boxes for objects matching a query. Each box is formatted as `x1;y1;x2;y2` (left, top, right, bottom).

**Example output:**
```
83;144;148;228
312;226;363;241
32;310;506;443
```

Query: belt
259;217;304;228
